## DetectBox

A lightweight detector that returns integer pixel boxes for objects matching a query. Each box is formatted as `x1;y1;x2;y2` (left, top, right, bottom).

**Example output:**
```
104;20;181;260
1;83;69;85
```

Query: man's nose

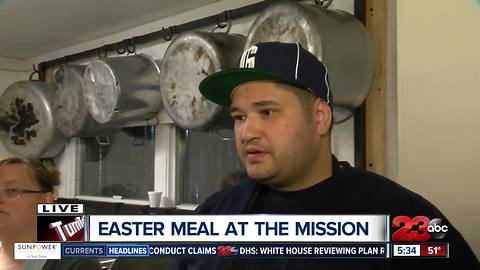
237;116;261;143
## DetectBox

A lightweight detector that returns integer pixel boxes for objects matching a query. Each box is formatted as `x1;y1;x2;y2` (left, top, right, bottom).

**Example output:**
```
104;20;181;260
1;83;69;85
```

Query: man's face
230;81;322;190
0;164;50;240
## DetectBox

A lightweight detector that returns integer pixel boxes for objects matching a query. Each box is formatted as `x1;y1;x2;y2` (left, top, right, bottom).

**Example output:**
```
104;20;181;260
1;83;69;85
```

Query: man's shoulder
339;166;479;265
338;165;443;216
196;179;258;214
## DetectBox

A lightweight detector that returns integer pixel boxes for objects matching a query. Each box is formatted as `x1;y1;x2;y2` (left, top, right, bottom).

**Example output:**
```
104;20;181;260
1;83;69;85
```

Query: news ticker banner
32;204;451;259
88;215;388;242
37;205;388;242
63;243;388;258
36;204;452;244
14;242;449;259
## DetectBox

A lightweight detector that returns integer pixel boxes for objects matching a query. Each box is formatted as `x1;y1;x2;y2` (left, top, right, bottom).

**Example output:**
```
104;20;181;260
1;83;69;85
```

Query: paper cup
148;191;162;208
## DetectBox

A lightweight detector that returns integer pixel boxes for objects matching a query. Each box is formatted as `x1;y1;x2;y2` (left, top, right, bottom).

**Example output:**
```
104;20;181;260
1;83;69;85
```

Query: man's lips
245;147;268;161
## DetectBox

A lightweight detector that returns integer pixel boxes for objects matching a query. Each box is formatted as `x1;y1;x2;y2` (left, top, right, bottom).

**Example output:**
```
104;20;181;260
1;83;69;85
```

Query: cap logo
239;45;258;68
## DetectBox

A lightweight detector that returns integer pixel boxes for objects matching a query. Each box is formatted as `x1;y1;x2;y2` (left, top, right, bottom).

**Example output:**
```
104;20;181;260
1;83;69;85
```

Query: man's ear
313;98;332;136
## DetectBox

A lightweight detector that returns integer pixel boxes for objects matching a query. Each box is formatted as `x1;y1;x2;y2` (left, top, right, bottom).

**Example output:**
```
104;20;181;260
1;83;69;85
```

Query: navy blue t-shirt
176;160;479;270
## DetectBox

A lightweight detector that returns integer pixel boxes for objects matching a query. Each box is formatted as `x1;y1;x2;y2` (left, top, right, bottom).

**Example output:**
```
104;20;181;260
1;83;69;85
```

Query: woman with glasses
0;157;99;270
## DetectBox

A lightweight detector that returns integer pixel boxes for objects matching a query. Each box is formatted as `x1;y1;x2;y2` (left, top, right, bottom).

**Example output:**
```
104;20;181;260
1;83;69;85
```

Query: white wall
396;0;480;257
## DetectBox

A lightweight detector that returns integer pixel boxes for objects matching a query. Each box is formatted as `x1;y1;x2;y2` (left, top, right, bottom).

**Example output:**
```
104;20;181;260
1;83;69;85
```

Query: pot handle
212;11;232;34
96;135;111;146
29;64;40;81
313;0;334;8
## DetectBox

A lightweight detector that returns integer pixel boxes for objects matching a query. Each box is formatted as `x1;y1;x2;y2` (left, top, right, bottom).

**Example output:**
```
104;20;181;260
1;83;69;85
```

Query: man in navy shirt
175;42;478;269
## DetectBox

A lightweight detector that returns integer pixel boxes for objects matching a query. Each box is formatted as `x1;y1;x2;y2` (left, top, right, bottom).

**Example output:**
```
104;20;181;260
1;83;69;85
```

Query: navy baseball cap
199;42;332;107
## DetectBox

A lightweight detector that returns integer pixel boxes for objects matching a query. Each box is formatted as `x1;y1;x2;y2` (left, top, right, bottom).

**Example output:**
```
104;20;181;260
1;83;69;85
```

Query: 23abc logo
392;216;448;241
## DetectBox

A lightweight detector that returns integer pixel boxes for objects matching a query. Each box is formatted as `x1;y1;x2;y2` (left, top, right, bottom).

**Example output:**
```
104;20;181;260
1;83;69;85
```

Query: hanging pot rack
37;0;365;80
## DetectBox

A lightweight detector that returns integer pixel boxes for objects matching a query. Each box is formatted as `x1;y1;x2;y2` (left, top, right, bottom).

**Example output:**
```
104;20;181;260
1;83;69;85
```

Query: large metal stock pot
0;81;67;158
245;0;374;122
160;31;246;130
83;54;162;126
52;64;118;137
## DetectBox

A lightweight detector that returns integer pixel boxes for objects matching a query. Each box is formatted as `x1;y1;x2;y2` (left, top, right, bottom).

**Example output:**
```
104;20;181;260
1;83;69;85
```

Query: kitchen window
67;115;354;207
76;126;156;201
180;129;244;205
72;122;245;207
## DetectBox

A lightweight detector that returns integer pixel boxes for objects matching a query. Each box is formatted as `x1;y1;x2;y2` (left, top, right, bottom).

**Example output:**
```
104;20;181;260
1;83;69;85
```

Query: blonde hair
0;157;60;192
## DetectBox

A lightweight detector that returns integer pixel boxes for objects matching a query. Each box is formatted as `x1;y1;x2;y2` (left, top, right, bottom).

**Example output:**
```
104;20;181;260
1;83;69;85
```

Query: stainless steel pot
0;81;67;158
160;31;246;130
53;64;119;137
245;0;373;123
83;54;162;125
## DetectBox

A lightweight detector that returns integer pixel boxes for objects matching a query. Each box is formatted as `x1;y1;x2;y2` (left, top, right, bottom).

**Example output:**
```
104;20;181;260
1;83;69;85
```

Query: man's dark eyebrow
230;106;241;114
252;100;280;107
230;100;280;113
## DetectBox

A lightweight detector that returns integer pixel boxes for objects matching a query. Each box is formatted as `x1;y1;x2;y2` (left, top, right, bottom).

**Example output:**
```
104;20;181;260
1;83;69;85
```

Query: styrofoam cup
147;191;162;208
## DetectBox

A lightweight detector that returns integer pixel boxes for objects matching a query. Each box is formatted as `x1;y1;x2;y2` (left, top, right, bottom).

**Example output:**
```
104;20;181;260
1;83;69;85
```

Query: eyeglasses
0;188;47;200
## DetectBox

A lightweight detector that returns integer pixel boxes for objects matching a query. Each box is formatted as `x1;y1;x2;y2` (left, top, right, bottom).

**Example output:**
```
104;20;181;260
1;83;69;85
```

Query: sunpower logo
14;243;61;260
16;243;58;251
392;216;448;242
